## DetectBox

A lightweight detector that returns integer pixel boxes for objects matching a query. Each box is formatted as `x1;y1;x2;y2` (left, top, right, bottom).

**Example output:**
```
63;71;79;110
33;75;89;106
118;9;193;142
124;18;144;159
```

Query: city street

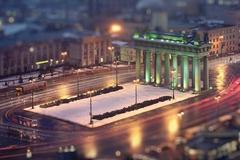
0;60;239;159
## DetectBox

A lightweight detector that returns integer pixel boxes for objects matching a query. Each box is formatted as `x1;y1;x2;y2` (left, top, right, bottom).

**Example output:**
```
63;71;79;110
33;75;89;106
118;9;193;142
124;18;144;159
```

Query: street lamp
171;69;176;100
110;23;122;35
133;79;140;104
114;59;119;87
77;69;80;98
29;79;35;109
108;46;115;65
61;51;68;74
87;90;94;125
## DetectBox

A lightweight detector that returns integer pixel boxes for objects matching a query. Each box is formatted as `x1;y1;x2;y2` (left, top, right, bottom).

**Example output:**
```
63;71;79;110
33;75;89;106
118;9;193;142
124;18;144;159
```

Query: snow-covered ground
25;83;196;128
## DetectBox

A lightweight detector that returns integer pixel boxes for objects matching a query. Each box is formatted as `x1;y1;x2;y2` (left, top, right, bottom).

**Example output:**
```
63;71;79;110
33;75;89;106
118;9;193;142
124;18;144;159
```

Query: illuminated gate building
133;32;211;93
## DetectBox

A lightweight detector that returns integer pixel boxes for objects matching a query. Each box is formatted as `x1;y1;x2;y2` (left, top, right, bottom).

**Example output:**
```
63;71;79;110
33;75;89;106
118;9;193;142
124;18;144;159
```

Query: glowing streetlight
61;51;68;56
87;90;94;125
107;46;114;51
133;79;140;104
61;51;68;74
61;51;68;63
110;24;122;34
108;46;115;64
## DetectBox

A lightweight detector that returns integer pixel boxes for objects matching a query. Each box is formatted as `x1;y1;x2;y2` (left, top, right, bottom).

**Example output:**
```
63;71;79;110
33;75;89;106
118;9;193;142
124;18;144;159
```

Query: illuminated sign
35;60;49;65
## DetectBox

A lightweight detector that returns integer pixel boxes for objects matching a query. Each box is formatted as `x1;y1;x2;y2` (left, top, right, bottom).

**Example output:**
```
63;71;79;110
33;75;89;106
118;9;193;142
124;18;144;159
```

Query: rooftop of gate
133;32;207;47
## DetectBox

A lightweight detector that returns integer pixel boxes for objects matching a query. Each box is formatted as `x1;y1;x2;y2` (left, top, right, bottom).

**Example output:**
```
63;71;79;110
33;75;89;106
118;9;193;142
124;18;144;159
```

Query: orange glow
129;124;142;150
216;65;226;91
83;136;98;159
57;84;70;99
165;115;180;141
110;24;122;33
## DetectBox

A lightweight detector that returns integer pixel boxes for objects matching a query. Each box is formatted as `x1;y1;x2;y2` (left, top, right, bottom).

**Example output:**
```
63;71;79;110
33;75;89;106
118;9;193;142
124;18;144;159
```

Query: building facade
197;24;240;56
133;32;211;92
0;30;111;77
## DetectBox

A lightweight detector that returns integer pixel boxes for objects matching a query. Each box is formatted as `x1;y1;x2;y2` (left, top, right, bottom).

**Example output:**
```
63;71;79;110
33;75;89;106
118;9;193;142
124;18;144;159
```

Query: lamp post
114;60;119;87
77;69;80;98
87;90;94;125
61;51;68;74
29;79;35;109
108;46;115;67
133;79;140;104
171;69;176;100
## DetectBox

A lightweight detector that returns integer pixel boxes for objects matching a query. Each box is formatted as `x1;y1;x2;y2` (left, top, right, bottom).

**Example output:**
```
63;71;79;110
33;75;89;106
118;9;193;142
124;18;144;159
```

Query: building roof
0;29;98;50
132;32;207;47
191;21;235;31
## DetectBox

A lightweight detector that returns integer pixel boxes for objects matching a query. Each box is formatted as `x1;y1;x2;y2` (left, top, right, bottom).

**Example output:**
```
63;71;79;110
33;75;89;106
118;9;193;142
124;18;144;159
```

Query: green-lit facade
133;32;211;92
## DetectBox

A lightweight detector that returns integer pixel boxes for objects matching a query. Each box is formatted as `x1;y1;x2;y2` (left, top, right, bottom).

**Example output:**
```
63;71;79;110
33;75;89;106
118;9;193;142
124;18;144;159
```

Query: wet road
0;62;240;159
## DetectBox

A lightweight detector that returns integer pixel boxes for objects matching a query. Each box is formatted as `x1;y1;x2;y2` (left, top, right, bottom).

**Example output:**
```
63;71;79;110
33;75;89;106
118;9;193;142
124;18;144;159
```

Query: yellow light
168;118;179;135
57;84;70;99
61;51;68;56
115;150;121;157
110;24;122;33
129;125;142;149
133;79;140;84
216;65;226;91
164;115;180;141
35;60;48;65
108;46;114;51
83;136;98;159
87;90;94;95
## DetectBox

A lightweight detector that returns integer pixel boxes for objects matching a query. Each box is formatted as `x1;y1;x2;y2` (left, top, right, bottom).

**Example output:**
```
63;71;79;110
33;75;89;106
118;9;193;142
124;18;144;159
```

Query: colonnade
135;49;209;92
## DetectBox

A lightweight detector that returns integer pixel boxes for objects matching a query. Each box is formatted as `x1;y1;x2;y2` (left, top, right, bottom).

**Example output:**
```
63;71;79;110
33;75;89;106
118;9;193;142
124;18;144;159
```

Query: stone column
192;57;201;92
164;53;170;85
172;54;178;88
181;55;189;91
203;56;209;90
144;50;151;84
155;51;161;85
135;49;141;80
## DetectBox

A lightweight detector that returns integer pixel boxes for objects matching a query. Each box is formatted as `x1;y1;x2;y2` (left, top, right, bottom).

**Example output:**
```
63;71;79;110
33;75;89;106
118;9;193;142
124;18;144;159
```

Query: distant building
195;24;240;56
0;28;111;77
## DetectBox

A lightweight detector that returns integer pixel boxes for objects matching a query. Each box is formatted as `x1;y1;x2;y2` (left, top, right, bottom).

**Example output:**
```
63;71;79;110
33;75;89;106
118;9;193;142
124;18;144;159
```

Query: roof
132;32;207;47
0;29;97;50
191;22;235;31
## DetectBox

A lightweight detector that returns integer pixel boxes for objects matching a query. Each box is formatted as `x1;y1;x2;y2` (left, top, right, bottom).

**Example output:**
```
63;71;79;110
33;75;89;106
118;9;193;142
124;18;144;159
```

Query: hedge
40;85;123;108
92;96;172;120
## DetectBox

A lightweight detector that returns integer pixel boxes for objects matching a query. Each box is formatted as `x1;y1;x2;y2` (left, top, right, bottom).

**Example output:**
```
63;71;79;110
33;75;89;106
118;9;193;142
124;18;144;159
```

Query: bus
16;81;47;95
